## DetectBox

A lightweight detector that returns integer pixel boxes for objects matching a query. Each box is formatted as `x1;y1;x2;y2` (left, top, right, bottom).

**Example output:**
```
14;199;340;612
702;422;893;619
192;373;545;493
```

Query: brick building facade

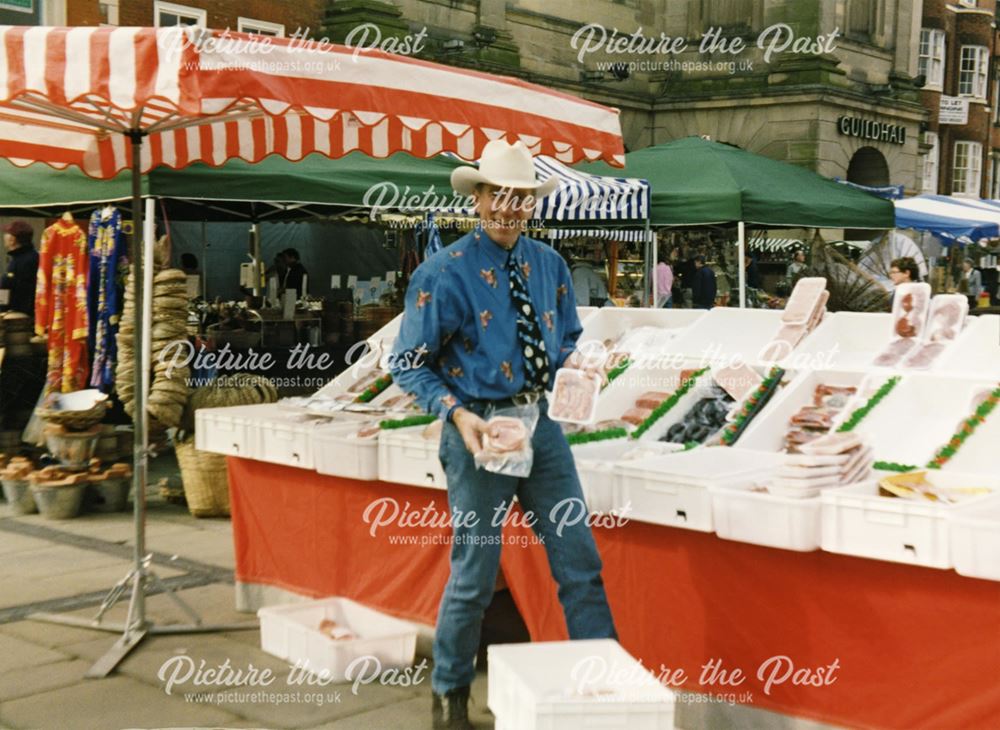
917;0;998;199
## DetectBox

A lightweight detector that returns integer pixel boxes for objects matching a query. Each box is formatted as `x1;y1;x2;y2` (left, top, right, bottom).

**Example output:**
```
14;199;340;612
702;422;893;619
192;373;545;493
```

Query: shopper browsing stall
1;220;38;319
961;258;983;310
390;140;617;730
888;256;920;309
692;254;717;309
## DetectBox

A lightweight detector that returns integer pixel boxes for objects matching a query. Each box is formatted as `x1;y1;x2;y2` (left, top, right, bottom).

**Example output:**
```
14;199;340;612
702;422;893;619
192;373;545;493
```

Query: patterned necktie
507;252;550;391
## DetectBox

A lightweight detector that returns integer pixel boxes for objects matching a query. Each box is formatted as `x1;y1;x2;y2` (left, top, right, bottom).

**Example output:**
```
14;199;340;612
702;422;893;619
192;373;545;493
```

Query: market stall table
227;458;1000;730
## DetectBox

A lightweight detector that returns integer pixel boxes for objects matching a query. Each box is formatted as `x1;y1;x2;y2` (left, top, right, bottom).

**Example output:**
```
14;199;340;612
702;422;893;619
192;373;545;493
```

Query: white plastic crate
666;308;786;366
591;363;708;437
710;479;823;552
571;439;682;514
618;448;781;531
949;494;1000;581
736;369;868;452
576;307;706;358
254;406;319;470
934;315;1000;379
488;640;675;730
850;373;995;469
377;426;446;489
258;597;417;682
821;472;1000;569
940;384;1000;473
313;422;380;480
789;312;892;371
194;404;271;458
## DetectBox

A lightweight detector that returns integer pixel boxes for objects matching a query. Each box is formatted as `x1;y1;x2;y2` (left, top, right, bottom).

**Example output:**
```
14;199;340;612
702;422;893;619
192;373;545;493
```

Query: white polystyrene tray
737;369;869;452
377;426;446;490
258;597;416;682
948;494;1000;581
821;471;1000;569
850;373;996;469
788;312;893;371
488;640;675;730
934;315;1000;379
618;448;781;531
666;308;786;367
313;422;380;480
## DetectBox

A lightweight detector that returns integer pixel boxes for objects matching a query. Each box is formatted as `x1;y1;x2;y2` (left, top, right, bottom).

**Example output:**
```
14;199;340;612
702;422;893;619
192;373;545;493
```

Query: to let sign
939;96;969;125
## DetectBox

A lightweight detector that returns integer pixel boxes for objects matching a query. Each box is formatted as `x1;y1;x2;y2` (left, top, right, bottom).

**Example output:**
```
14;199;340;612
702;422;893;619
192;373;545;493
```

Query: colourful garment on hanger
87;207;126;391
35;219;89;394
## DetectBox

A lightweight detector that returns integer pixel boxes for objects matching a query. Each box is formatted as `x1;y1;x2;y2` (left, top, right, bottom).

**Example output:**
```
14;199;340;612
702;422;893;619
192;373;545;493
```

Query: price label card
331;275;341;289
347;275;358;288
386;271;396;284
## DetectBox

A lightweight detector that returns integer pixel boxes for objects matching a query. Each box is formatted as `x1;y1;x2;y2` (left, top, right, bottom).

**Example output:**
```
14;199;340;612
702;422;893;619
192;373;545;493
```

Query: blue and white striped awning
441;153;649;222
894;194;1000;243
533;156;649;221
544;228;653;241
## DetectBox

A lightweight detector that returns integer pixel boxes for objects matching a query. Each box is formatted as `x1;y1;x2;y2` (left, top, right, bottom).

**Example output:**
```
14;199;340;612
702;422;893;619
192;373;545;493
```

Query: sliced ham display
550;369;601;424
635;391;671;410
622;406;653;426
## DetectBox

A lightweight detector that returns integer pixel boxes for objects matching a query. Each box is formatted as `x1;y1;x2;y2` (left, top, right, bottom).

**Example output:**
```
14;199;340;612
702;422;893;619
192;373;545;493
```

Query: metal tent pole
738;221;747;308
29;130;255;679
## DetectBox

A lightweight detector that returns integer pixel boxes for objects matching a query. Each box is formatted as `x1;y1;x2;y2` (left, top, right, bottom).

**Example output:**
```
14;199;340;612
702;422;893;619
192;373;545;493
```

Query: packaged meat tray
549;368;602;425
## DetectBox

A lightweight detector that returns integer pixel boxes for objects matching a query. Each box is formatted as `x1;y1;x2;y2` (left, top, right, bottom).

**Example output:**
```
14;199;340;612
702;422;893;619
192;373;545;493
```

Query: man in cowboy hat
390;140;617;730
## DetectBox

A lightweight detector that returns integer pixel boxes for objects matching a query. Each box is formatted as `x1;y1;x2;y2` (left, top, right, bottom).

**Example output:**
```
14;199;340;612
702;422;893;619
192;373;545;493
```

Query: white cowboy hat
451;140;559;198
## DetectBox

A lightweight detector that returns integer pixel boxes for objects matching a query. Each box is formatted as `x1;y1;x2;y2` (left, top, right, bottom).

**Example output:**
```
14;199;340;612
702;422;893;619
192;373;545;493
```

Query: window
917;29;945;89
846;0;883;40
701;0;755;30
991;153;1000;199
154;1;206;28
959;46;989;99
953;141;982;196
98;0;118;25
238;17;285;37
993;69;1000;124
922;132;939;193
957;0;976;7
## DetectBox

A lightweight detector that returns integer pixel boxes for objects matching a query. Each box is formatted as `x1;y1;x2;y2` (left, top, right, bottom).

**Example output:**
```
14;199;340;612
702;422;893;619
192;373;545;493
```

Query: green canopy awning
580;136;895;229
0;152;467;221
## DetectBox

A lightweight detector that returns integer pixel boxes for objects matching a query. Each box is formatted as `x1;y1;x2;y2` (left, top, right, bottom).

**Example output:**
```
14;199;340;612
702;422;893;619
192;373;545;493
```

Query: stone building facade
13;1;930;192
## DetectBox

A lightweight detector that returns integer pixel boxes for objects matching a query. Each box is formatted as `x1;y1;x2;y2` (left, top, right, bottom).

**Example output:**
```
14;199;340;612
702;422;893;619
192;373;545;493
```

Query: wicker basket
175;437;230;517
35;400;110;431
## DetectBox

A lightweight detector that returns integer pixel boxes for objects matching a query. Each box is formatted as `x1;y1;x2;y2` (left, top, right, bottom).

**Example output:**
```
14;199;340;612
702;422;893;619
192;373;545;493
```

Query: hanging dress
35;219;90;394
87;207;126;391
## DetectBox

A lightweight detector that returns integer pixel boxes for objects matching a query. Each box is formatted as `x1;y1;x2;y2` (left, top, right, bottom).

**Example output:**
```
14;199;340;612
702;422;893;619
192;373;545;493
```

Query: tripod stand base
29;612;259;678
85;627;147;679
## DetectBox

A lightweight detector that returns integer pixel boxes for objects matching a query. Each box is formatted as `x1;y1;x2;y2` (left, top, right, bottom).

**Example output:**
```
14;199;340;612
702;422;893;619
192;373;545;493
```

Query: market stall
578;136;897;307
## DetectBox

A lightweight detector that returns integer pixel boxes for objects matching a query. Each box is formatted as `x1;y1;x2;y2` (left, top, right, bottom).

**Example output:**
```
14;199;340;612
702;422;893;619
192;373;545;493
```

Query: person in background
1;220;39;320
570;245;612;307
962;258;983;310
282;248;308;297
787;249;807;282
887;256;920;309
180;252;199;275
692;254;717;309
655;245;673;307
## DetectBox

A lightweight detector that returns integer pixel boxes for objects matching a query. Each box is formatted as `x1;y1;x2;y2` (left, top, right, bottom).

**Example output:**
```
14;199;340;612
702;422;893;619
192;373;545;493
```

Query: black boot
432;685;472;729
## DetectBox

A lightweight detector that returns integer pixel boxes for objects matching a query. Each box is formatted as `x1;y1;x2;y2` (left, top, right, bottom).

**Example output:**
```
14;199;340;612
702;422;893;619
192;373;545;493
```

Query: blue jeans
431;400;617;694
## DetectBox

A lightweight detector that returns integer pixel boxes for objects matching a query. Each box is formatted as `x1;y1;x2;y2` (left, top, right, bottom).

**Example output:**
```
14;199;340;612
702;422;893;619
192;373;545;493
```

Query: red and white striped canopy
0;25;625;178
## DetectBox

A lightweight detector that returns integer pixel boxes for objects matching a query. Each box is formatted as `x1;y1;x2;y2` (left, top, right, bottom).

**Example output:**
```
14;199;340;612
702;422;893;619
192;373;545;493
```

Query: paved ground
0;453;841;730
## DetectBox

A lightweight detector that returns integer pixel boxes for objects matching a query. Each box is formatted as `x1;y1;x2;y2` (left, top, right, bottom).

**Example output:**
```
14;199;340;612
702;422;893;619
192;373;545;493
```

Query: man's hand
452;407;490;455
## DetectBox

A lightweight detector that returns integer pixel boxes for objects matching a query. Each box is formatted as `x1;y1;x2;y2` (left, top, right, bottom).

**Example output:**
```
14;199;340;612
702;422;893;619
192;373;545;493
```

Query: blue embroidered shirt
390;227;582;420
